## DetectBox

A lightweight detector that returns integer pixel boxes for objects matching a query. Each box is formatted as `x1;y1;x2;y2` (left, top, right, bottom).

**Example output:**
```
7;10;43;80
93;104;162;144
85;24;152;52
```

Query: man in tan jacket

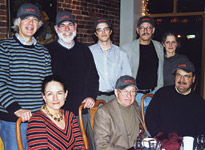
93;75;148;150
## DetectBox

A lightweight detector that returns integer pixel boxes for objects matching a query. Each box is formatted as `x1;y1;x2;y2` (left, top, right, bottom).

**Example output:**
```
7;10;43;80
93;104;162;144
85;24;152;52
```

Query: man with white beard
45;11;99;129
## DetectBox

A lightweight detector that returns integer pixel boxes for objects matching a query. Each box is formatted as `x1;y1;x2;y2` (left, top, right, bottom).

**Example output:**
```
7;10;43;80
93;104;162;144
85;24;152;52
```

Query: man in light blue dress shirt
89;18;132;103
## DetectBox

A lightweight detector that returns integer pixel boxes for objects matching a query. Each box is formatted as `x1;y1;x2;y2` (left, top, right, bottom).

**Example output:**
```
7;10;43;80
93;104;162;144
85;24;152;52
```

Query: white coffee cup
142;138;157;148
183;136;194;150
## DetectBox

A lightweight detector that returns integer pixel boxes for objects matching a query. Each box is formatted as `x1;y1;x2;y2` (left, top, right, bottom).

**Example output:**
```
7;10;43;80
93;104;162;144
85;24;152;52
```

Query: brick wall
0;0;120;46
0;0;8;39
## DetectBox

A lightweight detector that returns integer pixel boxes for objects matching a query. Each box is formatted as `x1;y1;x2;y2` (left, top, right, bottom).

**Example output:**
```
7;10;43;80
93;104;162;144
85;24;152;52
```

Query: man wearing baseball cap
94;75;148;149
89;18;132;103
122;16;164;113
45;11;99;130
146;60;205;137
0;3;52;149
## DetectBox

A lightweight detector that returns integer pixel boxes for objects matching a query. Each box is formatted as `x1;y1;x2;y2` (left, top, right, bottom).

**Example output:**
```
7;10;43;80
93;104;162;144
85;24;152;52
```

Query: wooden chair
140;94;154;130
78;100;106;150
16;117;24;150
0;137;4;150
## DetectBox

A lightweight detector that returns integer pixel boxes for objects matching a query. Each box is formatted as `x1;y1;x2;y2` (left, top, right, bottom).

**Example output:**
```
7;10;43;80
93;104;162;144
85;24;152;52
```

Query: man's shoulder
97;99;116;112
151;39;163;48
88;43;97;51
155;85;175;95
44;40;58;48
0;36;16;46
121;39;139;48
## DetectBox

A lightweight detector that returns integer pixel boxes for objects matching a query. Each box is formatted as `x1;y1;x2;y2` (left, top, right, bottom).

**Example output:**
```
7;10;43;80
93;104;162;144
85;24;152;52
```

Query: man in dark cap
94;75;148;150
146;60;205;137
45;11;99;128
122;16;164;113
89;18;132;103
0;3;52;149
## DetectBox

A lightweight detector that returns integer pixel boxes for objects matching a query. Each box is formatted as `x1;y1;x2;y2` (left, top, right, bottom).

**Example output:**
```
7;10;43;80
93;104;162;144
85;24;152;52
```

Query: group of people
0;2;205;150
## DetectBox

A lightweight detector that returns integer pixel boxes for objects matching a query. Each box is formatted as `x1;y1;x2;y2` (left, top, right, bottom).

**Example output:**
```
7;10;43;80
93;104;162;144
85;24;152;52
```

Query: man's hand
82;97;95;108
14;109;32;122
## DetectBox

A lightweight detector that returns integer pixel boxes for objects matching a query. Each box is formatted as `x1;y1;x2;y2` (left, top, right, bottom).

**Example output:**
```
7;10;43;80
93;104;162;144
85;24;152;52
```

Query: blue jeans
0;120;28;150
76;113;88;131
136;90;155;114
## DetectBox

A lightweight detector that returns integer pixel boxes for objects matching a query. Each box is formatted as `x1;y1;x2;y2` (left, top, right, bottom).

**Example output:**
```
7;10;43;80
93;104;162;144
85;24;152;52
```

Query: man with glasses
146;61;205;137
94;75;148;150
122;16;164;113
89;18;132;103
45;11;99;128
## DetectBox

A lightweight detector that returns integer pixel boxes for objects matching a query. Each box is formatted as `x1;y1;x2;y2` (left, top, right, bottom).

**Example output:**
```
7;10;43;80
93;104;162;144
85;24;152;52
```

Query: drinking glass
196;135;205;149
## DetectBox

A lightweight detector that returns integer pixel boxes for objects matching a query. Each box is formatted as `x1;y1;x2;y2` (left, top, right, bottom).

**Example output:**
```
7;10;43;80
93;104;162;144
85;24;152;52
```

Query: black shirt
136;42;158;90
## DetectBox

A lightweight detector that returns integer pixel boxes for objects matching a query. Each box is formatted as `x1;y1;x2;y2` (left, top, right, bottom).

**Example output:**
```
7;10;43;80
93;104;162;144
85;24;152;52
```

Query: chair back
16;117;24;150
141;94;154;130
78;100;106;150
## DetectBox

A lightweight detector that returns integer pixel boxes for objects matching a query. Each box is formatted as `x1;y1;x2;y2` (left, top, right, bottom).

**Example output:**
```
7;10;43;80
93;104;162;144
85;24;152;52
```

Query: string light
142;0;150;16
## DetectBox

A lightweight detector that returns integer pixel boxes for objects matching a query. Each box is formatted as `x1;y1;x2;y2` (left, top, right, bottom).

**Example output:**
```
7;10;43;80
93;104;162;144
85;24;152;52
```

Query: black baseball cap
56;11;75;26
172;61;195;74
17;3;40;21
137;16;154;27
115;75;137;90
94;18;111;29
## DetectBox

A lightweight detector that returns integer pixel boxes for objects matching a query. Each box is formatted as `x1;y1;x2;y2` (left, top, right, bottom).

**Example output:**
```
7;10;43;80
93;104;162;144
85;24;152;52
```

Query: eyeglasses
176;73;192;80
118;89;137;96
96;27;110;33
138;26;153;31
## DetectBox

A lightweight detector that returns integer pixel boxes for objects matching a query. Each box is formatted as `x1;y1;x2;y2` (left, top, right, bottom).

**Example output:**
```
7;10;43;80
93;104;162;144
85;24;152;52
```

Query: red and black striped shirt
27;110;85;150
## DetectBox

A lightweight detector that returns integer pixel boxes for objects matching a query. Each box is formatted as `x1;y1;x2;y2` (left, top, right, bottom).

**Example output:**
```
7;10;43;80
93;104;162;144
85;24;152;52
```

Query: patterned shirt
27;110;85;150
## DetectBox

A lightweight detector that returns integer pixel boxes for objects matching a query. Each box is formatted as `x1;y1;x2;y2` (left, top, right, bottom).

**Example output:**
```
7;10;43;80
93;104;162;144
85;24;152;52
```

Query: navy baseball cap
56;11;75;26
17;3;40;21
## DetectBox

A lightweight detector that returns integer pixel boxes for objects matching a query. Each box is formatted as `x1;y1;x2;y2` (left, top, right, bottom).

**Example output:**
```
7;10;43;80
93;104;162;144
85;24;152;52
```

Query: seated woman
162;32;189;86
26;75;85;149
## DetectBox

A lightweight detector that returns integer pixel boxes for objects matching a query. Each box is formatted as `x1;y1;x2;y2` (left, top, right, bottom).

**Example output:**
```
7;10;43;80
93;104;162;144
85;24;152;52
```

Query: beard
57;30;77;45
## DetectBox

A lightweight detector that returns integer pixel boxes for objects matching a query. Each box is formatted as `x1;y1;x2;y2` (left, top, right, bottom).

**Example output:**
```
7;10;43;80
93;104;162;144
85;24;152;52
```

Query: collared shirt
57;39;75;50
15;33;37;45
89;43;132;92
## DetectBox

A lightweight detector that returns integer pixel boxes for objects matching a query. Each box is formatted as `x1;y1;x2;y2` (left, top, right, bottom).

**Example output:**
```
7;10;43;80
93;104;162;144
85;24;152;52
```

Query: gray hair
12;17;43;32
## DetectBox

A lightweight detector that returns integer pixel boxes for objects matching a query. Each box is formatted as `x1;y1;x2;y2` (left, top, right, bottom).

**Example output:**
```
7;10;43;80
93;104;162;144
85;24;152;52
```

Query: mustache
178;81;187;85
142;33;150;36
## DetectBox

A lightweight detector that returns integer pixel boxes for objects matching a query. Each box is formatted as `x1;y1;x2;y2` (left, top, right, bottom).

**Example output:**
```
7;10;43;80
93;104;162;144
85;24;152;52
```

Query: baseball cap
94;18;111;29
137;16;154;27
115;75;137;90
56;11;75;26
17;3;40;21
172;61;195;74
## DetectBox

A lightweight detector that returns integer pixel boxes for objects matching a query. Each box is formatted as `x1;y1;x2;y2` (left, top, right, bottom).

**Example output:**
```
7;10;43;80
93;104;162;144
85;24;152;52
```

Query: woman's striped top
0;35;52;121
27;110;85;150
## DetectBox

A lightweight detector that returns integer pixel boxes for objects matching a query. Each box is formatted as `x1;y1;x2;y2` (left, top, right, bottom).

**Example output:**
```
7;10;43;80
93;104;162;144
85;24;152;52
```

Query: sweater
27;110;85;150
146;85;205;137
45;41;99;115
0;35;52;122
